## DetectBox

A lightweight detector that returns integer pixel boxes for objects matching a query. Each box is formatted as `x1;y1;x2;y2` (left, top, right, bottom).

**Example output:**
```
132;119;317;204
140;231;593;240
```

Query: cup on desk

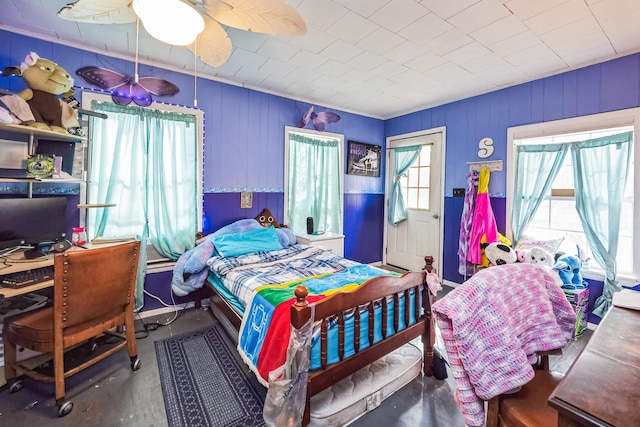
71;227;87;246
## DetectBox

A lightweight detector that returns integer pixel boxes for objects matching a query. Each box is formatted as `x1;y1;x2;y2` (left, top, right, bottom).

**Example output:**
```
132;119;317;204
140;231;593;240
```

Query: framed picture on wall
347;141;381;177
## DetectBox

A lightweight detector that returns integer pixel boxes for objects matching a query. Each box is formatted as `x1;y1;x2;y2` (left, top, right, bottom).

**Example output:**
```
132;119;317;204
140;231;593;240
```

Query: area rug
155;324;267;427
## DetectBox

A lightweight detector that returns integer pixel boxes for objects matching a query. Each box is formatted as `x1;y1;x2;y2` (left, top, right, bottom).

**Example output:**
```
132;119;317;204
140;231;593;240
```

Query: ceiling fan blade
58;0;136;24
199;0;306;36
186;16;232;68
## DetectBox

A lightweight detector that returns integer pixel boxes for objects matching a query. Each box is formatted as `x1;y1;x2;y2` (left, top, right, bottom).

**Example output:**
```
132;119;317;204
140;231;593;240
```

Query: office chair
485;350;564;427
3;240;141;417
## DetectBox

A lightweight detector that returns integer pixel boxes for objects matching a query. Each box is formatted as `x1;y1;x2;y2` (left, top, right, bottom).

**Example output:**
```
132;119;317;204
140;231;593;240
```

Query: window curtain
512;143;568;244
287;133;341;235
571;131;633;317
89;101;199;309
388;145;421;224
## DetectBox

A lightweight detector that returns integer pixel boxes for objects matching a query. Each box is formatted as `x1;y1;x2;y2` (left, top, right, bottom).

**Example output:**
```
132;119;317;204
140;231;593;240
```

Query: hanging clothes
457;169;478;277
467;167;498;265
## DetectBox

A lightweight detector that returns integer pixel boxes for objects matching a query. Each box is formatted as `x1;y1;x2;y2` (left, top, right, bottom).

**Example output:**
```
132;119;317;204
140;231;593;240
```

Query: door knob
433;214;439;219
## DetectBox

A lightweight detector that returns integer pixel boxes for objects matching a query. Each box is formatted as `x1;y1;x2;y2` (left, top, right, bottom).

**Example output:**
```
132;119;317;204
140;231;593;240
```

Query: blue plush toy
553;254;588;288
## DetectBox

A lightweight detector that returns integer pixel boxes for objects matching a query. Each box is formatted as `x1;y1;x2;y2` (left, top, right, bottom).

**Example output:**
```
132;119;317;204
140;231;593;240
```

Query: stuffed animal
255;208;281;228
479;233;512;267
524;246;554;267
2;52;79;133
485;242;517;266
553;254;588;288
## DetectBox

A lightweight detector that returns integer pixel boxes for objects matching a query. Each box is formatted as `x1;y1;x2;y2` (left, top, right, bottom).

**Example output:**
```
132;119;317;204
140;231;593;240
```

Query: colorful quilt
237;264;391;385
207;246;395;386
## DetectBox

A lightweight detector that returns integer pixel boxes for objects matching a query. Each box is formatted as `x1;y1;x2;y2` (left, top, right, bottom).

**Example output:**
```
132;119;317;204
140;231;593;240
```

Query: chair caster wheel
58;401;73;417
8;380;23;394
131;358;141;371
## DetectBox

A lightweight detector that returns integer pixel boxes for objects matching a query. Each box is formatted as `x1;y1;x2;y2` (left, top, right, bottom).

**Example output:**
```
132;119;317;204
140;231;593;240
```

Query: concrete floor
0;298;591;427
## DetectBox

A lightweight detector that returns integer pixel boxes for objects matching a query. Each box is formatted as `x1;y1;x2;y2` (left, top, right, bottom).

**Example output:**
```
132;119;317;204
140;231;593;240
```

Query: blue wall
0;30;387;311
386;54;640;324
2;30;637;319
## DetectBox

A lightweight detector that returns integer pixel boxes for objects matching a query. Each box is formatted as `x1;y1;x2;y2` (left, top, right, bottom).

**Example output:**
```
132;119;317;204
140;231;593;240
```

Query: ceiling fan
58;0;307;68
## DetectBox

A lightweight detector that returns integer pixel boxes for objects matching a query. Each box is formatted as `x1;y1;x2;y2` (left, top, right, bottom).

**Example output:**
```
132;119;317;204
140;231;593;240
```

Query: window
82;93;203;264
507;109;639;283
399;145;432;210
283;127;343;235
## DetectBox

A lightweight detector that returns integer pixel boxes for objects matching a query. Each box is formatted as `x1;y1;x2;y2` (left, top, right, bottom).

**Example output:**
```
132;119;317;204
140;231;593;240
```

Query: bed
171;217;437;426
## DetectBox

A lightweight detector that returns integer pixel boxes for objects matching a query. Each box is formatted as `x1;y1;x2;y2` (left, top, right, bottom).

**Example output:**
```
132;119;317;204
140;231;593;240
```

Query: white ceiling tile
228;48;269;70
599;9;640;53
225;28;269;52
370;61;412;80
470;15;528;46
258;58;292;77
257;38;301;62
589;0;640;22
369;0;430;33
419;0;482;20
346;51;389;71
319;39;364;63
447;0;512;34
428;28;474;56
524;0;591;35
325;11;379;44
297;0;349;31
315;60;352;78
425;62;475;83
562;44;617;67
285;28;335;54
381;40;433;63
460;52;508;74
398;13;453;43
504;0;571;21
540;17;612;58
356;27;406;55
404;52;448;73
444;42;492;66
332;0;390;18
475;62;529;87
288;50;329;71
505;44;567;76
489;30;543;56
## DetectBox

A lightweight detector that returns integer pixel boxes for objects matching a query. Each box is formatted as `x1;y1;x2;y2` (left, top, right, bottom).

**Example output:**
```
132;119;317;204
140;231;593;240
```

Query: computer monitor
0;197;67;250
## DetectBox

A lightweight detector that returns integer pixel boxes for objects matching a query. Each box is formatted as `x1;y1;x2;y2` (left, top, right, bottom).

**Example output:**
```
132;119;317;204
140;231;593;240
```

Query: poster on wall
347;141;381;177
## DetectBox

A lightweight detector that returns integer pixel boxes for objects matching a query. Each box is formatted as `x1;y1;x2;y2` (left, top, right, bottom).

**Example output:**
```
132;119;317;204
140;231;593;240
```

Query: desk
548;306;640;427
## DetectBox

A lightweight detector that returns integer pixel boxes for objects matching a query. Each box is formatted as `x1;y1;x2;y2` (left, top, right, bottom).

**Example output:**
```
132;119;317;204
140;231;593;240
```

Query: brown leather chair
3;240;141;417
485;350;564;427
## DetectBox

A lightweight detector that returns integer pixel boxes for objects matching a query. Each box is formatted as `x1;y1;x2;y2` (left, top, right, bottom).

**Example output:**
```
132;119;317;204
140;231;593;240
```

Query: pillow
515;234;564;255
213;225;283;257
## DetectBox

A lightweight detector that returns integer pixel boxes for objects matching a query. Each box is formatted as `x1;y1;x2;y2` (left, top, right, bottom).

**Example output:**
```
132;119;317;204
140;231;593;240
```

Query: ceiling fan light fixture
132;0;205;46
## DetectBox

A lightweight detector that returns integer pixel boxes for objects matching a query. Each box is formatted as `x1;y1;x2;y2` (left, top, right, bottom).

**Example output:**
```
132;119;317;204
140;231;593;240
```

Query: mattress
309;342;422;427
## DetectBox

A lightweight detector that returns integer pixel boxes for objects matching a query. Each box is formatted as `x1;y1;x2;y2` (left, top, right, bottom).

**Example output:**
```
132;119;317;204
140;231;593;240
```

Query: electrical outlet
453;188;465;197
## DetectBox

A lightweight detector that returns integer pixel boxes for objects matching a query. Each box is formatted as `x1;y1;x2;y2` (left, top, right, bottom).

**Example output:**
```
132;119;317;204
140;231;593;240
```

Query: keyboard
0;265;54;288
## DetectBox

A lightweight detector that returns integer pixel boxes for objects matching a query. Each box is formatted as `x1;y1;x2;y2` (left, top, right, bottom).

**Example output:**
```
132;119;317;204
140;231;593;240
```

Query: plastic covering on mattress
309;342;422;427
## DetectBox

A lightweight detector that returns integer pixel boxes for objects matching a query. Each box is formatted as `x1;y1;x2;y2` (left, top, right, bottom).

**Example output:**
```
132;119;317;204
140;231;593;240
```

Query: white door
384;128;444;272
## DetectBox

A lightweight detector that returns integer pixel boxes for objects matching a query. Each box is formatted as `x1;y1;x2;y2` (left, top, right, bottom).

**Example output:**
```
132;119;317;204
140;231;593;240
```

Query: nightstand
295;232;345;257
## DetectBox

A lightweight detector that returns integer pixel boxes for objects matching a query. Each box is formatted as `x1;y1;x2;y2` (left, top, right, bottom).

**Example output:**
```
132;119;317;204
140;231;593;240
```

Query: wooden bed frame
205;259;436;426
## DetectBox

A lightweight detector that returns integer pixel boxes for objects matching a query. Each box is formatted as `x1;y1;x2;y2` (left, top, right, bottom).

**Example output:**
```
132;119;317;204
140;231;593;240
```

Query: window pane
418;188;430;209
407;188;418;209
419;145;431;167
419;166;430;188
408;168;419;187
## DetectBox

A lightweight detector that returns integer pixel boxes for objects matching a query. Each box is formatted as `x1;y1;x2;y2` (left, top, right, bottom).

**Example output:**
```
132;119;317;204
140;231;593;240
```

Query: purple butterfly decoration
75;66;179;107
298;106;340;131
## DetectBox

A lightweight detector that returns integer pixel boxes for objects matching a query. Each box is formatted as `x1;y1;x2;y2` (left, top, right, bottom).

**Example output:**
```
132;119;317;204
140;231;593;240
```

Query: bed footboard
291;270;435;427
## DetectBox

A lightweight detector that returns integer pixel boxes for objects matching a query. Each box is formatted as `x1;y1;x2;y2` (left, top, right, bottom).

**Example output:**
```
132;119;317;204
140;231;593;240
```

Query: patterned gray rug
155;324;266;427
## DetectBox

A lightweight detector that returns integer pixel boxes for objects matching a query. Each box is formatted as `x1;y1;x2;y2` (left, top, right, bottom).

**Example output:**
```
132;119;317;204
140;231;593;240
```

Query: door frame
382;126;446;275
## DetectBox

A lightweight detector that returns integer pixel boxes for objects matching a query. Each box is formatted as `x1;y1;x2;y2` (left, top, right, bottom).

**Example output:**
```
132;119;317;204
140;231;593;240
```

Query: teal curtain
288;133;341;235
388;145;421;224
571;131;633;317
89;101;199;309
512;143;568;244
